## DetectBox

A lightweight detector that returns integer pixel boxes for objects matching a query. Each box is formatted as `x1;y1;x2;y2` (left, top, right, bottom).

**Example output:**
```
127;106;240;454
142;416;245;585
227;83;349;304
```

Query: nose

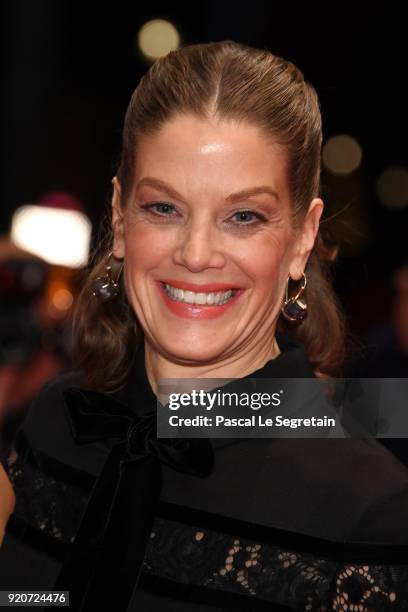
173;217;226;272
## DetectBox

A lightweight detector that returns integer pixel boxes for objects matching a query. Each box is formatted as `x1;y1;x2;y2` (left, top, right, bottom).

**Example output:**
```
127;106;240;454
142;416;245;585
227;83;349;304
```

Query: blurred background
1;1;408;460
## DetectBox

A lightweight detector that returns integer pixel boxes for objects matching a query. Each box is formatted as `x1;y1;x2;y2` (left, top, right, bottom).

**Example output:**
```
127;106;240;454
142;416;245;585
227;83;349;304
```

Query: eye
230;210;266;225
142;202;177;216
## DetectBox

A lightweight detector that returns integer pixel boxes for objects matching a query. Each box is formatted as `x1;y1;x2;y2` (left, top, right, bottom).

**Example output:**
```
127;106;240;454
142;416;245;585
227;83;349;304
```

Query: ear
111;176;125;259
288;198;324;280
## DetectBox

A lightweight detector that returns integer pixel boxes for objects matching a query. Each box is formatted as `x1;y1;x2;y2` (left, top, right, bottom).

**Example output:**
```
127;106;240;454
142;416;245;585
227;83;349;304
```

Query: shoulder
215;436;408;545
268;437;408;544
17;371;108;476
343;437;408;543
22;370;82;450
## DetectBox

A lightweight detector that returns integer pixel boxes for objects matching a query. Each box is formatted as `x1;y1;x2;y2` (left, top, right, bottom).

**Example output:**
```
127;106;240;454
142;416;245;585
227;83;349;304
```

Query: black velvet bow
53;386;214;611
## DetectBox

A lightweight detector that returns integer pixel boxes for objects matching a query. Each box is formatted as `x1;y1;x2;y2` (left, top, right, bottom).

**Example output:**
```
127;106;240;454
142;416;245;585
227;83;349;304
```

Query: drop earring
281;273;307;323
92;251;124;302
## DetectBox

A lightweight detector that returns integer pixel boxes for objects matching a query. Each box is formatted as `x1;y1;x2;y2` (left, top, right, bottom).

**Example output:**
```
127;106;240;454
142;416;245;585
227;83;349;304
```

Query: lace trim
142;516;408;611
5;447;87;544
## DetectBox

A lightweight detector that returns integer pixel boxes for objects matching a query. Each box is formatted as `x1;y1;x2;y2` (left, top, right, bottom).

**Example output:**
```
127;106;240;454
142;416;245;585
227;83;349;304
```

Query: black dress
1;331;408;611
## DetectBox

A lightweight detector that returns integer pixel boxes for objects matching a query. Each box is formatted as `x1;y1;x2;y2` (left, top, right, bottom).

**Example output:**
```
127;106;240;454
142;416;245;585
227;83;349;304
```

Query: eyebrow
135;177;280;204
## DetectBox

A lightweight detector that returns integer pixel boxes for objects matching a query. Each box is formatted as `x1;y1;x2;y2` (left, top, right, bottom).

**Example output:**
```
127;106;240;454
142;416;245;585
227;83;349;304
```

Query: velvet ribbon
53;386;214;611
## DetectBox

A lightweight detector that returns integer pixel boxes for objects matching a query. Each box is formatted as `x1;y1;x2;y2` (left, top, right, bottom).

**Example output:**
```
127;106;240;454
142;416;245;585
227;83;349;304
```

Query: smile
156;281;245;320
162;282;237;306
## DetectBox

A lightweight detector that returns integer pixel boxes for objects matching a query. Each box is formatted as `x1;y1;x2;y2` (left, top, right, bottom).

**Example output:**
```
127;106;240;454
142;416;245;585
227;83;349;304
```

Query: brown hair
72;40;347;390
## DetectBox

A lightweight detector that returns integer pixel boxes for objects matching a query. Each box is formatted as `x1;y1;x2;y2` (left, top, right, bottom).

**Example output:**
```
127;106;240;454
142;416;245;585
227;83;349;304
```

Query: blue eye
232;210;263;224
233;210;254;221
145;203;176;215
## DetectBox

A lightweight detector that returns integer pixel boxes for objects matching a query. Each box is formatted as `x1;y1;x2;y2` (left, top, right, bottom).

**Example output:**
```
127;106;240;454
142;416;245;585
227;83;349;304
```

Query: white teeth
183;291;195;304
164;283;234;306
196;293;207;305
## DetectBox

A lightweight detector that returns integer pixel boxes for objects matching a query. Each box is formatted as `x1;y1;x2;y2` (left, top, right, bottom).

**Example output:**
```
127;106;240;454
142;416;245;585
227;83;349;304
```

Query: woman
1;40;408;611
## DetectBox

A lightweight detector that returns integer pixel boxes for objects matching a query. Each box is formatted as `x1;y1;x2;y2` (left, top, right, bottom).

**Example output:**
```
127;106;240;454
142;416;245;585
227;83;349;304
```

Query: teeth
164;283;234;306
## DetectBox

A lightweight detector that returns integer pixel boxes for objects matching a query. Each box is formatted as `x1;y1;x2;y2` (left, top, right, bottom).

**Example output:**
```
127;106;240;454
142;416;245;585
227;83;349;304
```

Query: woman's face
112;114;323;364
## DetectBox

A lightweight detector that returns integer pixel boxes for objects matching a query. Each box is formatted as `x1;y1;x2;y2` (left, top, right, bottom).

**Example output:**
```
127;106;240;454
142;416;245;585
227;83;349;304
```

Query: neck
144;335;281;396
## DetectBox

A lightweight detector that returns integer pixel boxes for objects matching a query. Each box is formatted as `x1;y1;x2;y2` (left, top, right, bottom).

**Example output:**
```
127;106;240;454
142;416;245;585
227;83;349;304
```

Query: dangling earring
92;251;124;302
281;273;307;323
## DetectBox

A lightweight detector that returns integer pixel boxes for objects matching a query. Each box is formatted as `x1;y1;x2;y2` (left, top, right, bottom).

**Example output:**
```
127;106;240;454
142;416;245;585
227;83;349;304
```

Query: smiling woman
72;41;347;391
2;40;408;612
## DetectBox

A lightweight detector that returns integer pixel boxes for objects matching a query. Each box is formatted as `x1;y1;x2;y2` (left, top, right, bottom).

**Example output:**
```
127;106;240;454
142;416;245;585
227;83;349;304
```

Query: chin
158;336;228;365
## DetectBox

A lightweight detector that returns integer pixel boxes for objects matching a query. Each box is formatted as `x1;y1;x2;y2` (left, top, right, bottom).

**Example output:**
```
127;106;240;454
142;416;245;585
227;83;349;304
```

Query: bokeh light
51;288;74;311
322;134;362;176
137;19;180;61
376;166;408;209
11;205;91;267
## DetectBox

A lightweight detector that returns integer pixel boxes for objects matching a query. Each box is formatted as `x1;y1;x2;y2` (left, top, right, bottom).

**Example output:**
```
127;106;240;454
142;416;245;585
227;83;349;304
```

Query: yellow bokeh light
137;19;180;61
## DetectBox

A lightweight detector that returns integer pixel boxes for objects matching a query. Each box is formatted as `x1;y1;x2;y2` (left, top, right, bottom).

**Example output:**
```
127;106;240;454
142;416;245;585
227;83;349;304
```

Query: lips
156;281;245;320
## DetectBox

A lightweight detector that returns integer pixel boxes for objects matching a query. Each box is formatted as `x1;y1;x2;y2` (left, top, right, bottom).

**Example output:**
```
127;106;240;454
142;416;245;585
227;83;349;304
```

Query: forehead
133;114;288;201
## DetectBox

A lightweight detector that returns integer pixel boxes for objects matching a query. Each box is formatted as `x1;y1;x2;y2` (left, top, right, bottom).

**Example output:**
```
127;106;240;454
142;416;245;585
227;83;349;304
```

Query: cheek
237;231;291;289
123;221;174;268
